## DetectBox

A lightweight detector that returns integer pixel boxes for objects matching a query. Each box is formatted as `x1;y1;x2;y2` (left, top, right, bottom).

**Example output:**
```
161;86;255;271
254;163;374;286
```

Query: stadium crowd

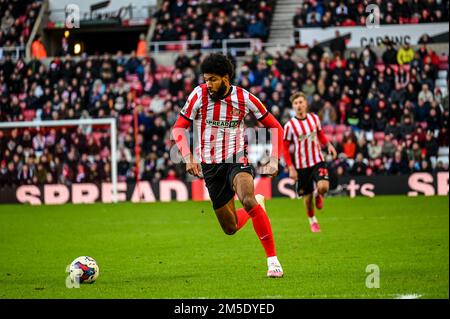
0;0;42;50
293;0;449;28
1;38;448;188
0;0;449;188
152;0;275;47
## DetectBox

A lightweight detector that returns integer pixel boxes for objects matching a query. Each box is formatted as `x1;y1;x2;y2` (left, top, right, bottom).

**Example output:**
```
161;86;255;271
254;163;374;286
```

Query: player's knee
241;195;257;212
222;224;237;235
318;184;329;194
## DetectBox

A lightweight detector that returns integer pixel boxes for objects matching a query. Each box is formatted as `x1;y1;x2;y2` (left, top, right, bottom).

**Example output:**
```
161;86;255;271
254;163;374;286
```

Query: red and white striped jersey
180;84;268;164
283;113;325;169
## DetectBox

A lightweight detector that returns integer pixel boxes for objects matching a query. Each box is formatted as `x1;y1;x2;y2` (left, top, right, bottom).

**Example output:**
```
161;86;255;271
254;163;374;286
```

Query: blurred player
283;92;337;232
172;53;285;278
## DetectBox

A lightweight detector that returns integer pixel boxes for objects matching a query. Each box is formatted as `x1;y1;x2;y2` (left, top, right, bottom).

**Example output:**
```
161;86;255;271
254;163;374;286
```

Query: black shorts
296;162;329;196
201;163;255;210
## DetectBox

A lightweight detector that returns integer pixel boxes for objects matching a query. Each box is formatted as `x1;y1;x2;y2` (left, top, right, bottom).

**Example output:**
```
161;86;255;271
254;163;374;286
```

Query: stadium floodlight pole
0;118;118;203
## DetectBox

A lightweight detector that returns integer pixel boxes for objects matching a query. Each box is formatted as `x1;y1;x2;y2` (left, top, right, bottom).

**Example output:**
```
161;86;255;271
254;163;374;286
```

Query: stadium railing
0;46;26;60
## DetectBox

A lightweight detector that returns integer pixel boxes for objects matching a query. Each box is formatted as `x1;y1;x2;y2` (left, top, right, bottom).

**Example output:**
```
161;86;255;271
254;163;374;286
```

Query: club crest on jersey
230;108;242;116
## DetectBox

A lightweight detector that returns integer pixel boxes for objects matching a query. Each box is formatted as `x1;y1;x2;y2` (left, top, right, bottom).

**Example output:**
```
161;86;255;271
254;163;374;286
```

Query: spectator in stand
382;134;397;158
31;34;47;60
397;43;415;65
342;135;356;159
389;151;409;174
382;42;398;65
296;0;448;27
418;83;434;104
136;33;148;58
329;30;346;57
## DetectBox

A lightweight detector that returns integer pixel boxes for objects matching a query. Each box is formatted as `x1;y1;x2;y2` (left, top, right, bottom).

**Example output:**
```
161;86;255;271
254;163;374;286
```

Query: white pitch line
395;294;423;299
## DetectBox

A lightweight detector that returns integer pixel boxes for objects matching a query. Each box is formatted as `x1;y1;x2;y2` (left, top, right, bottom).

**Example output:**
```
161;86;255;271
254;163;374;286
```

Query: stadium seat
165;44;183;51
439;63;449;70
334;132;344;144
120;115;133;124
140;96;152;107
375;64;385;73
374;132;385;142
120;123;132;133
335;124;347;134
438;147;449;157
437;156;449;166
435;79;447;88
439;86;448;97
23;109;36;121
439;54;448;63
438;70;448;79
390;65;399;73
159;89;169;97
92;132;103;144
323;125;335;135
402;64;410;72
409;16;419;23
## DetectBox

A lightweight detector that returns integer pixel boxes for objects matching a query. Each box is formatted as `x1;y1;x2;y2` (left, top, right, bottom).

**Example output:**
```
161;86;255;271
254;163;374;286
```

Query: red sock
236;208;250;230
307;208;315;218
248;204;276;257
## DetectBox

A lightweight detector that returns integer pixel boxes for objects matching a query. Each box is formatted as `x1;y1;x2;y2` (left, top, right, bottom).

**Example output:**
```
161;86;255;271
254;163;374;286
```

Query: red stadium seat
141;96;152;107
23;109;36;121
374;132;385;142
376;64;385;73
409;16;419;24
165;44;183;51
401;64;410;72
323;125;335;135
120;122;132;133
335;124;347;134
92;132;103;144
120;115;133;124
126;74;139;82
334;132;344;144
390;65;399;73
419;122;428;130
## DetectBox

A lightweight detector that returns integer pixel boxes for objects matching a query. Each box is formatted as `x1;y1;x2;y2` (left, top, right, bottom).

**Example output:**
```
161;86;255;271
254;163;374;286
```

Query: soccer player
283;92;337;233
172;53;284;278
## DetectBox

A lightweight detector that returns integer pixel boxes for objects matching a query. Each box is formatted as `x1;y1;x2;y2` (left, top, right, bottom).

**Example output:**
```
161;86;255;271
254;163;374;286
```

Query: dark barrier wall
0;172;448;205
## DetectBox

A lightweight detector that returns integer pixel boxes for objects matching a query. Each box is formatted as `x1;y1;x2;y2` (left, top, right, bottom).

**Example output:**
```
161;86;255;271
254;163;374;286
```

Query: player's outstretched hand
288;166;298;181
258;157;279;177
327;143;337;160
184;155;202;178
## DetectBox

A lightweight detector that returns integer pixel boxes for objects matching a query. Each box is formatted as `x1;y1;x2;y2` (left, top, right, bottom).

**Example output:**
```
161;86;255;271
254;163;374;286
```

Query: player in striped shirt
283;92;337;233
172;53;284;278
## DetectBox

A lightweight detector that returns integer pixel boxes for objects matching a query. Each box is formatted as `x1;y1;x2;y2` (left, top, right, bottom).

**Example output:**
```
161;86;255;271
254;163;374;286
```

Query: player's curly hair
200;53;234;79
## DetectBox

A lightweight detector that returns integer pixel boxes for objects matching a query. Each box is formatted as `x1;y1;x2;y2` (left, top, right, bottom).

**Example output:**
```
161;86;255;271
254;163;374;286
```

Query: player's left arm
317;127;337;159
246;92;284;176
259;113;284;162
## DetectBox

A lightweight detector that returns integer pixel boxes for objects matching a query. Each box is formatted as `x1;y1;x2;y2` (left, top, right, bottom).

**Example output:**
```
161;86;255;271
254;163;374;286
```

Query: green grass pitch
0;196;448;299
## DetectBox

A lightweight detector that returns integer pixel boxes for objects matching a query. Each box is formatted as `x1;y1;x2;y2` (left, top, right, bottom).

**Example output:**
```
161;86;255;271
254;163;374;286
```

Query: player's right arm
283;122;298;181
172;87;202;177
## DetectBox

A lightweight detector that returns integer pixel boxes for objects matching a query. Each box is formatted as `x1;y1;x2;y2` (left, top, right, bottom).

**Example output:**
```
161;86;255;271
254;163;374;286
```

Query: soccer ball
69;256;99;284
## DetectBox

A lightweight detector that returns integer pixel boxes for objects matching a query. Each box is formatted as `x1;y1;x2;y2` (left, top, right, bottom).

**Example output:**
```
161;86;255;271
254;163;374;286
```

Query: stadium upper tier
292;0;449;28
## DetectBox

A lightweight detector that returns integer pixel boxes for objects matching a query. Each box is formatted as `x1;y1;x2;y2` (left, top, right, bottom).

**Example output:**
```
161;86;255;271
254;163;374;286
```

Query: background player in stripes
172;53;285;277
283;92;337;233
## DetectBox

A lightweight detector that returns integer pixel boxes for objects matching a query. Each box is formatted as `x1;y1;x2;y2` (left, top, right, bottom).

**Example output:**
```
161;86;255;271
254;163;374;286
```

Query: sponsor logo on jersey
205;119;240;128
